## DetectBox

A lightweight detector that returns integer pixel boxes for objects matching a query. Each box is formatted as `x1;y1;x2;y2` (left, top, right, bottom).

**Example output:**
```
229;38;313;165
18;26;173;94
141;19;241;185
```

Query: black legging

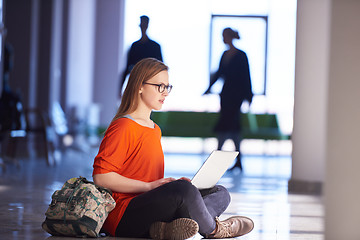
115;179;231;238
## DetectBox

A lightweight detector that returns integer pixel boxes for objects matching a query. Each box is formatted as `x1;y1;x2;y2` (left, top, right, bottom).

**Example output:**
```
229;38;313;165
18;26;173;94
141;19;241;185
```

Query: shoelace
214;217;235;238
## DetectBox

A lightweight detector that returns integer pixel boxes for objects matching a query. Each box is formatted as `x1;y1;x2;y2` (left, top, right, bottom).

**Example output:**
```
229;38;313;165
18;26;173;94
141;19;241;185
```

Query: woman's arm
93;172;176;193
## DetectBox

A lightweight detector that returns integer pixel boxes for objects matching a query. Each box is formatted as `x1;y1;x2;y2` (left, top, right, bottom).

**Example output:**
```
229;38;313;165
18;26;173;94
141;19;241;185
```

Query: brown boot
207;216;254;238
149;218;199;240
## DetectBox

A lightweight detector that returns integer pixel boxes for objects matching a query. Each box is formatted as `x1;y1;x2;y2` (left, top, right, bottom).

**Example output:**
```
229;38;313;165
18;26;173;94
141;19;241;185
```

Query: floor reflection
0;145;323;240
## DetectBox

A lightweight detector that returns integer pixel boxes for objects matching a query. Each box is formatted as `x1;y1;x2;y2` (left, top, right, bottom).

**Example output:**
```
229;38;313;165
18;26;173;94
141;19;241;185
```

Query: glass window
123;0;296;134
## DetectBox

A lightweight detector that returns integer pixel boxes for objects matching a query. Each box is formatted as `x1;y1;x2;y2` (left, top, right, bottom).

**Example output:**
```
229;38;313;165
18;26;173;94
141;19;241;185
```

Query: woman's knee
215;185;231;205
201;185;230;204
169;179;200;200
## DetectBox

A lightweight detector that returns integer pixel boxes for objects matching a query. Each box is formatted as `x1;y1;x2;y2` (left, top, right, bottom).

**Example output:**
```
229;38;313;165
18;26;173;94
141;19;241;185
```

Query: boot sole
149;218;199;240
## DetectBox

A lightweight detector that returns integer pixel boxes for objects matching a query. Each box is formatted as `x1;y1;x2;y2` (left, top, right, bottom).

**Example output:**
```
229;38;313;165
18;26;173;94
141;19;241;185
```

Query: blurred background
1;0;360;239
0;0;296;156
1;0;296;132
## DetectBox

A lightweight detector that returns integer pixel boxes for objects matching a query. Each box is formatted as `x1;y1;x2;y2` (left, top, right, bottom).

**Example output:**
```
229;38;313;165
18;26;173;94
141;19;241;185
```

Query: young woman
93;58;254;239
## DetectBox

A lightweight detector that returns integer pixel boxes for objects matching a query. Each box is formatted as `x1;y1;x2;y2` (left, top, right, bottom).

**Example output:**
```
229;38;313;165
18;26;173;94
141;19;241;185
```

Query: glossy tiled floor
0;139;324;240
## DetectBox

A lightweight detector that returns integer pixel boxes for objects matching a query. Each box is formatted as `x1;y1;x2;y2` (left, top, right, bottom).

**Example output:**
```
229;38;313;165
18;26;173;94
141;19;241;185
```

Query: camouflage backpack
42;176;116;237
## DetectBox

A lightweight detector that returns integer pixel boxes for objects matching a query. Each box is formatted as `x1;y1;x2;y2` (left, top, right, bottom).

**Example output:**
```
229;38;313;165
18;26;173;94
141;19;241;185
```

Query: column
324;0;360;239
289;0;331;193
92;0;125;126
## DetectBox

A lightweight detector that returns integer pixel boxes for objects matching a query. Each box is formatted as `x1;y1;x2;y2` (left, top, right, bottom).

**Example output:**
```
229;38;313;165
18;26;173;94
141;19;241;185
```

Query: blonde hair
112;58;168;123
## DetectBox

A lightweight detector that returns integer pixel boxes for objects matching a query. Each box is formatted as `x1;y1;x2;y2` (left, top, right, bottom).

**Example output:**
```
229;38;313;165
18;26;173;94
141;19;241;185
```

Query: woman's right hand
147;177;176;191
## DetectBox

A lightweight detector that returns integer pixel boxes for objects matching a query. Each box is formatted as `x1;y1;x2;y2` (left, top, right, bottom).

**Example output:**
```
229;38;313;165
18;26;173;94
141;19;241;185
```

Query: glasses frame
143;82;173;93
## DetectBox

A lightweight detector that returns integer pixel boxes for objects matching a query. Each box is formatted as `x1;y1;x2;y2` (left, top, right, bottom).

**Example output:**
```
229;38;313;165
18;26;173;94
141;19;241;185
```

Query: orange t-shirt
92;117;164;236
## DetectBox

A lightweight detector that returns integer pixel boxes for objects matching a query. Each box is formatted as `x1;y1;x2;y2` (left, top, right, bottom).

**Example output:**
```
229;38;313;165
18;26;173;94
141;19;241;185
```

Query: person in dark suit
119;15;163;98
204;27;253;172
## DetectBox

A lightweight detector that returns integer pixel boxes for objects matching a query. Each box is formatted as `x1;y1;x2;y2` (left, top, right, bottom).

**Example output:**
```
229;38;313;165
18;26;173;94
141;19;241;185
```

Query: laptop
191;150;239;189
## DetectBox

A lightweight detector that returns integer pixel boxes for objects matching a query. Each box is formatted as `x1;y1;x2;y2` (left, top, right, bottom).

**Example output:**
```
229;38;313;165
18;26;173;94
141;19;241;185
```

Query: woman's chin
153;106;162;111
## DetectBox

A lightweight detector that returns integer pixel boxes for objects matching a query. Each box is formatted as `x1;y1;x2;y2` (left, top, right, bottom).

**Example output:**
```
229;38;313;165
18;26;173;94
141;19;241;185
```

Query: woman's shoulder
109;117;159;132
106;117;136;134
111;117;133;126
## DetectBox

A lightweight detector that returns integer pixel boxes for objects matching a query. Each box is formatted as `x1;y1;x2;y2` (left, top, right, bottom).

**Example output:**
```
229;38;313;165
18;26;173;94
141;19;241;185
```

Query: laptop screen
191;150;239;189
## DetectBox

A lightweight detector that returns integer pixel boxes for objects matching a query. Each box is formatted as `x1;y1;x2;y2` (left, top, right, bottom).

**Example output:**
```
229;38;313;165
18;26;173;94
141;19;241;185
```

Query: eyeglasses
143;82;173;93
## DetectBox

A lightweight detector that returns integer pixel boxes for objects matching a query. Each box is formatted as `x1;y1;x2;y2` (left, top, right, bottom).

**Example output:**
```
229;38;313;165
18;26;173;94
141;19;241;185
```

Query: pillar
324;0;360;239
289;0;331;194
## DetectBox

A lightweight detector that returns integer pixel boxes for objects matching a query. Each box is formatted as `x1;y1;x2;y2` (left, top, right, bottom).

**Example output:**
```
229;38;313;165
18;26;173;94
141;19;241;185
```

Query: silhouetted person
119;15;163;98
204;27;253;172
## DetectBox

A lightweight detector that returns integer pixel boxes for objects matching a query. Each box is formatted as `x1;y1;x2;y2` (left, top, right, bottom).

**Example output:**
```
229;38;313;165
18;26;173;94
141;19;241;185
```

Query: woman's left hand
178;177;191;182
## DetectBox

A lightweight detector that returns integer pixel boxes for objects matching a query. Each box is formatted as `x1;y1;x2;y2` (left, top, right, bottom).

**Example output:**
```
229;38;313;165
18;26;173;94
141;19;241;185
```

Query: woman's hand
94;173;175;194
147;177;176;191
178;177;191;182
